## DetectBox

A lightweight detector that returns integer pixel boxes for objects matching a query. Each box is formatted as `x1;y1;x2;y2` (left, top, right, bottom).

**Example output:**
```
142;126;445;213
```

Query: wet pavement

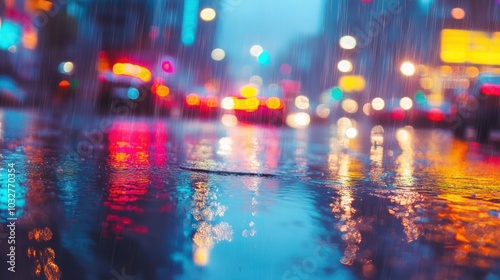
0;109;499;280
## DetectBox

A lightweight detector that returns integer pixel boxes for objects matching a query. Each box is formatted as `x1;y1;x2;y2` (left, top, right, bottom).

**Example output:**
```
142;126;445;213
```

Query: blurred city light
294;95;309;110
466;66;479;78
112;63;151;82
342;99;358;114
162;61;174;73
58;80;70;88
244;97;260;111
241;85;258;97
58;62;74;75
249;75;263;87
186;94;200;106
0;19;21;50
400;61;416;76
419;77;433;89
338;75;365;92
22;29;38;49
400;97;413;110
266;97;282;110
221;97;235;110
331;87;343;101
337;60;353;73
200;8;216;22
414;90;427;105
211;48;226;61
286;112;310;128
345;127;358;139
362;103;371;116
257;51;271;65
339;35;356;50
250;45;264;57
441;29;500;65
221;114;238;127
451;8;465;20
280;64;292;75
156;85;170;97
7;45;16;53
316;104;330;118
127;88;140;100
371;97;385;111
181;0;199;46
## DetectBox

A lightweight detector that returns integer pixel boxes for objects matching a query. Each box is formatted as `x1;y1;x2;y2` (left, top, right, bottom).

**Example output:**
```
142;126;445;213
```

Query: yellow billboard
441;29;500;65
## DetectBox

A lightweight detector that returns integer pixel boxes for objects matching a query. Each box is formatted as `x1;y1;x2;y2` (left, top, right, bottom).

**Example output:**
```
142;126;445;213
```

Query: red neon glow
480;83;500;96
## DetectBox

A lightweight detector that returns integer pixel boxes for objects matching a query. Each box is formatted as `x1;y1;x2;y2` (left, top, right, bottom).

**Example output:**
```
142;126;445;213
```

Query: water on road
0;109;499;280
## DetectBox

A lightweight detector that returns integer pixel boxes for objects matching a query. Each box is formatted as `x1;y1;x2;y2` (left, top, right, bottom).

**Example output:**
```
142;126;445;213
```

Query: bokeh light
295;95;309;110
339;35;357;50
331;87;343;101
280;64;292;75
127;87;140;100
186;94;200;106
241;85;258;97
221;97;235;110
200;8;216;21
346;127;358;139
400;97;413;110
451;7;465;20
250;45;264;57
221;114;238;127
286;112;310;128
419;77;433;90
316;104;330;118
342;98;358;113
400;61;416;76
257;51;271;65
372;97;385;111
266;97;281;109
156;85;170;97
414;90;427;105
466;66;479;78
337;60;353;73
211;48;225;61
249;75;263;87
363;103;371;116
58;61;74;74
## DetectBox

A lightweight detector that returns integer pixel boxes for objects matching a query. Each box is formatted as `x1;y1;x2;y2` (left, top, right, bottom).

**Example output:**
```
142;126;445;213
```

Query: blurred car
452;72;500;143
181;86;220;119
220;95;286;126
413;101;454;127
370;97;414;124
96;51;180;115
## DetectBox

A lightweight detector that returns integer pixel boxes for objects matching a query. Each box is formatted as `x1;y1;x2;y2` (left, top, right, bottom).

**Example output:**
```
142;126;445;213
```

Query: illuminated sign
338;75;366;92
441;29;500;65
181;0;199;46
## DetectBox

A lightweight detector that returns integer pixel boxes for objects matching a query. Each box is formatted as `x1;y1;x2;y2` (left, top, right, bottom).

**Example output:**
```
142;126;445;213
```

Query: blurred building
319;0;500;105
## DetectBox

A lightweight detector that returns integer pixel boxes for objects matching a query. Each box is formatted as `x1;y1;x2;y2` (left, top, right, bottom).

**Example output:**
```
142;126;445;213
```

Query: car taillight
266;97;282;110
480;83;500;96
390;108;405;120
58;80;70;88
97;51;110;73
112;63;151;82
206;96;218;107
428;108;444;121
186;94;200;106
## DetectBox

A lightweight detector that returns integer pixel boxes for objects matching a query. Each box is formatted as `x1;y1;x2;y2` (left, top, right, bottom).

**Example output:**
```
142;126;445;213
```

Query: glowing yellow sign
338;75;366;92
441;29;500;65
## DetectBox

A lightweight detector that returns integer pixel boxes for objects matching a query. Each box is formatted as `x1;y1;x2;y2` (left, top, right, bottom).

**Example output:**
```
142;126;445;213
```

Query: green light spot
414;90;427;105
331;87;343;101
257;51;270;65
